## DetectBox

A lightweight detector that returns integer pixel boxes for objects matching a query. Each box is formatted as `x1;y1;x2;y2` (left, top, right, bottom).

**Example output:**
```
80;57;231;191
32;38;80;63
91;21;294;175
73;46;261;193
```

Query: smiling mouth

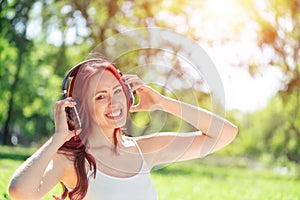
106;109;123;119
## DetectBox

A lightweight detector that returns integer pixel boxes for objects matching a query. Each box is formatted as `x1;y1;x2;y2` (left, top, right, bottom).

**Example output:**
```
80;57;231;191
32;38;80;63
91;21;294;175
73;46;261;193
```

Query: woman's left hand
123;74;164;112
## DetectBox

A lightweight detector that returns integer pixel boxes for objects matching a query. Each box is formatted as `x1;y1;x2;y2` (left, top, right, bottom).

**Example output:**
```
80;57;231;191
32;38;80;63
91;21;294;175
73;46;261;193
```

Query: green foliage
3;1;300;198
0;38;16;123
0;0;216;144
1;0;300;168
0;40;64;144
229;0;300;165
235;93;300;165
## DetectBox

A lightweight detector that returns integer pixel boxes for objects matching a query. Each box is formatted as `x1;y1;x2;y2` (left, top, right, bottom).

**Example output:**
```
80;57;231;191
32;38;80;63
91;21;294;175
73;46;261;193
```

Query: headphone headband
61;58;102;98
61;58;134;106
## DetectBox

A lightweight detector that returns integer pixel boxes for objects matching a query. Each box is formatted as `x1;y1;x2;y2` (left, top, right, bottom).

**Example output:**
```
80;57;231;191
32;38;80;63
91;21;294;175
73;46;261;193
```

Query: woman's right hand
8;98;75;200
53;97;76;143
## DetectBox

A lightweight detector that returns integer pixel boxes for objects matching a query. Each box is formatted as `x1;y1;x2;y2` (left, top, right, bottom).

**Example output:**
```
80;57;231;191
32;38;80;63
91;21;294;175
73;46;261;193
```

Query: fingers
122;74;145;93
55;97;76;111
54;97;77;128
63;97;77;107
129;104;140;113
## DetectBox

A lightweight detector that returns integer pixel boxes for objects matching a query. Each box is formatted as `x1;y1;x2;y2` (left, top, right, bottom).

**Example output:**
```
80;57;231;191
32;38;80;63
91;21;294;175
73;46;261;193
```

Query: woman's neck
86;126;122;149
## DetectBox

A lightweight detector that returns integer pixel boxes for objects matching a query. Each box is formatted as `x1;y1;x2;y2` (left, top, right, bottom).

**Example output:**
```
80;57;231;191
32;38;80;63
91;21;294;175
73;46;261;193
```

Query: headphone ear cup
126;84;134;107
129;90;134;107
65;99;82;131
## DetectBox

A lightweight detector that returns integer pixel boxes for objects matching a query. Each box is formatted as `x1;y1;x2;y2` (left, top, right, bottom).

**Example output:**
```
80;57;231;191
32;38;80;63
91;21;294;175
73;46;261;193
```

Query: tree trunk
2;51;23;145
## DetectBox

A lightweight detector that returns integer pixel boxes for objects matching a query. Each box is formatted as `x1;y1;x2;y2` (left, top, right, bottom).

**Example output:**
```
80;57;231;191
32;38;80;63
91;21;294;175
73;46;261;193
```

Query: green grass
152;160;300;200
1;146;300;200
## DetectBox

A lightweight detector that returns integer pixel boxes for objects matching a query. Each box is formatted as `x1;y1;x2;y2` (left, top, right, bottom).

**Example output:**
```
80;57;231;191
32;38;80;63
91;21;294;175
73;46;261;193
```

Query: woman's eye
114;88;122;95
96;95;106;100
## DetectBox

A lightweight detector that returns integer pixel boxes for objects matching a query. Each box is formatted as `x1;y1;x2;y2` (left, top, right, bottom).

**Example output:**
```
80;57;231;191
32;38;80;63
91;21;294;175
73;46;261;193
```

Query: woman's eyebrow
113;84;122;90
95;90;107;94
95;84;122;95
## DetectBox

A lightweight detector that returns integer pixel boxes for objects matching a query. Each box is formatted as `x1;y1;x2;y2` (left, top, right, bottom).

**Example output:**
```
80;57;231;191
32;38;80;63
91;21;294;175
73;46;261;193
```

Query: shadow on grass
0;145;36;161
0;152;30;161
153;166;191;175
153;158;300;182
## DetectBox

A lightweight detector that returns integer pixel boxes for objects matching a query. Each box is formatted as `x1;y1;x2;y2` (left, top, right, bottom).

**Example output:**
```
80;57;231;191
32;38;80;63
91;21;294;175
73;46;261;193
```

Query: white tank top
83;139;158;200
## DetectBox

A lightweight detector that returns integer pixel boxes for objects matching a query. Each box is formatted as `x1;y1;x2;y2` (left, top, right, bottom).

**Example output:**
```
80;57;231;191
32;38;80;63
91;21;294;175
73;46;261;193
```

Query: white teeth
107;110;121;117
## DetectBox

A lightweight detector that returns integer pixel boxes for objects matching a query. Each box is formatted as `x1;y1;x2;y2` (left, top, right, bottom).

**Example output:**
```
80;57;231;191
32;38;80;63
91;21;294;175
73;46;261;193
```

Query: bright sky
211;47;285;113
185;0;286;113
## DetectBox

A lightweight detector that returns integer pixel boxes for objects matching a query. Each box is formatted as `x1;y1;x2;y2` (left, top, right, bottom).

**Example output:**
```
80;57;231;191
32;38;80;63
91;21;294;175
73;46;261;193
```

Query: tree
1;0;213;145
240;0;300;163
0;0;35;145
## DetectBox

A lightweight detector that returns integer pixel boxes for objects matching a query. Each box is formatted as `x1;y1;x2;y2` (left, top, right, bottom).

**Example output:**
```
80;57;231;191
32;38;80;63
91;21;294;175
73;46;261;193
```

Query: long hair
54;59;127;200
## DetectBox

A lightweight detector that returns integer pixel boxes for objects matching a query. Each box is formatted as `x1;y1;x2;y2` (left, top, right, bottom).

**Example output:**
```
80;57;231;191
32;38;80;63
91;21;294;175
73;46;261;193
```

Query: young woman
8;58;238;200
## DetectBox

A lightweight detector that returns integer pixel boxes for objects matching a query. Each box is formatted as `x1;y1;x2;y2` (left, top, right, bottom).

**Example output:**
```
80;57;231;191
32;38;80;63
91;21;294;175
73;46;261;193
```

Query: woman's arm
8;98;76;200
152;95;237;157
9;137;65;200
125;75;238;167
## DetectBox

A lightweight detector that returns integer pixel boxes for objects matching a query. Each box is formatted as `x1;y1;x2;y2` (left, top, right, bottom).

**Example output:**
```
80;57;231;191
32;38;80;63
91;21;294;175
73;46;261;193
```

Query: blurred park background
1;0;300;199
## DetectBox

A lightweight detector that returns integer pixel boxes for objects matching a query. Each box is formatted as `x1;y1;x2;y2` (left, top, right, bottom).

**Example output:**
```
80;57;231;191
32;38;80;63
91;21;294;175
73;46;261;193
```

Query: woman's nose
109;94;119;106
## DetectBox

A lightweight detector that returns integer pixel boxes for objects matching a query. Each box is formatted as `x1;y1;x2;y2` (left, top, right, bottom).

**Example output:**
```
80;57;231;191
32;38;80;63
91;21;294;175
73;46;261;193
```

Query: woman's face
87;69;128;130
